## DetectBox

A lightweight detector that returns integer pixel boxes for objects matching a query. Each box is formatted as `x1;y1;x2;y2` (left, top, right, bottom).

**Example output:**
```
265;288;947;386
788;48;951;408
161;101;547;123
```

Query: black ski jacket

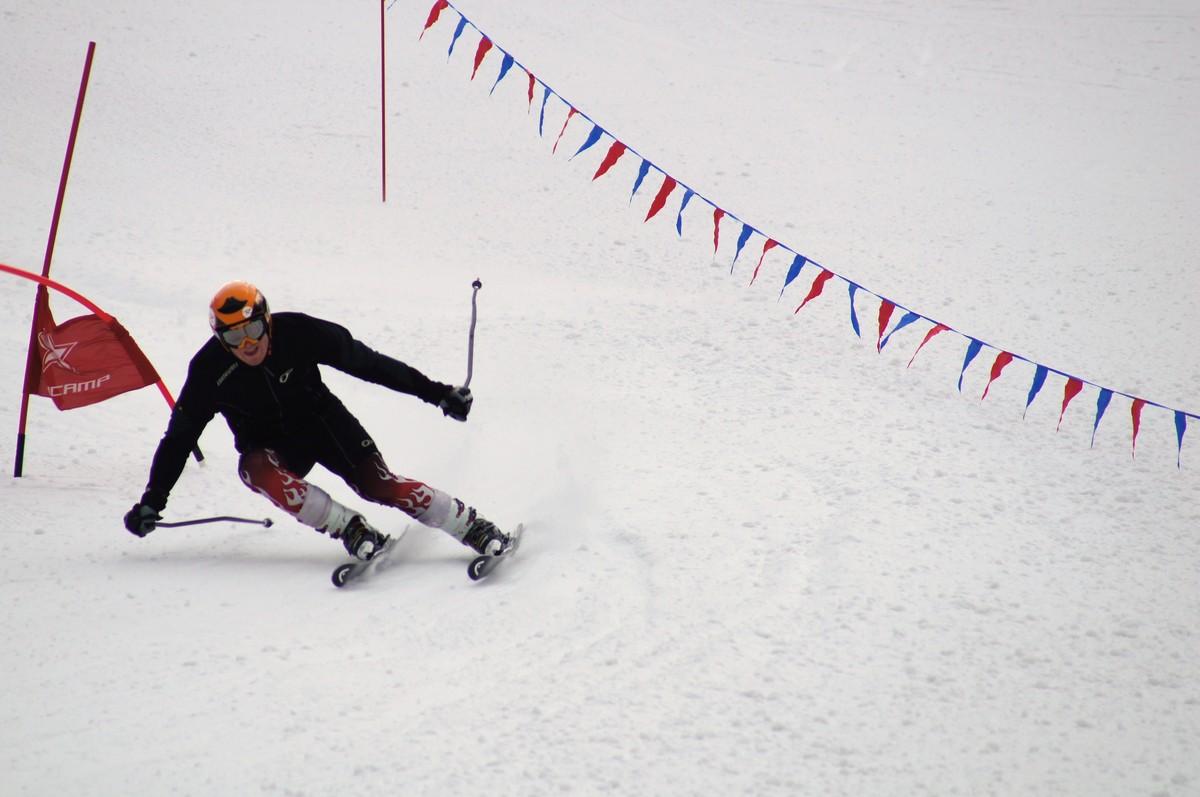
140;312;449;509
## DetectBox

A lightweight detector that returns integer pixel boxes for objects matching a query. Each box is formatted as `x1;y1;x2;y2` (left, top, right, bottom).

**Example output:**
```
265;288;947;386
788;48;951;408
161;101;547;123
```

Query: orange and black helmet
209;280;271;350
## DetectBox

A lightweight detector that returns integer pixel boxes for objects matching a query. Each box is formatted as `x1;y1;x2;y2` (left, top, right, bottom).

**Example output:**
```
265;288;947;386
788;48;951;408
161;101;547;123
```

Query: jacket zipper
261;366;287;429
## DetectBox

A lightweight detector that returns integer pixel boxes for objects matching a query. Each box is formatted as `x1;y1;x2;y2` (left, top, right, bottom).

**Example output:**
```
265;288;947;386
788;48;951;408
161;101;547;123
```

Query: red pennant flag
552;107;577;154
644;175;677;222
470;37;493;80
981;351;1014;400
419;0;449;40
795;269;835;312
876;300;896;352
1131;398;1146;458
31;309;159;411
592;141;627;181
526;70;535;111
907;323;949;368
712;209;725;255
1057;377;1084;431
750;239;778;286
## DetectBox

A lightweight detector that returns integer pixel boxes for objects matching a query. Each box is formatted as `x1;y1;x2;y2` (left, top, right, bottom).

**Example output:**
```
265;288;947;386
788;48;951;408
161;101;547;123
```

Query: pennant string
419;0;1196;462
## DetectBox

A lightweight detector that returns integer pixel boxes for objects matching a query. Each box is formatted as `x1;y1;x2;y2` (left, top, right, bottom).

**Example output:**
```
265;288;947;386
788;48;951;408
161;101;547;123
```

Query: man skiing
123;280;510;562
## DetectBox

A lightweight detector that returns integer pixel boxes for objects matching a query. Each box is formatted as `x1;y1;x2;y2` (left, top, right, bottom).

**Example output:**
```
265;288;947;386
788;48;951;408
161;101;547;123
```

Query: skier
123;280;510;562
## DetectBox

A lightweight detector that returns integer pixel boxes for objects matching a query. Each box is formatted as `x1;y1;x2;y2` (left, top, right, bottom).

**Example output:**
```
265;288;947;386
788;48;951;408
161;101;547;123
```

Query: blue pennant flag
779;255;808;299
676;189;695;236
630;159;651;202
1176;411;1188;468
1091;389;1113;447
880;312;921;351
1024;365;1049;417
572;124;604;159
490;53;515;95
847;284;861;336
538;86;551;136
958;339;984;392
730;223;753;274
448;17;468;59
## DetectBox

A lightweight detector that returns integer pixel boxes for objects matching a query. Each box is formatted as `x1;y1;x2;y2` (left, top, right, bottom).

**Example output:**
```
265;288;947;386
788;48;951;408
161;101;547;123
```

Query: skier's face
231;331;269;366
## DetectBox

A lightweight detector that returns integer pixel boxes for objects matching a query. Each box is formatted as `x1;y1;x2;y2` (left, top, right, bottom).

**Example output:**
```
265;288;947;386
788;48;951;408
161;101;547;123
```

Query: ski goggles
216;316;267;349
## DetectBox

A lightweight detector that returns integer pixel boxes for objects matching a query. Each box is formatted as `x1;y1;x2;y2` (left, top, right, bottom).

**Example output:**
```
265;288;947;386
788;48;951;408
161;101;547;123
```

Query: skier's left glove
124;503;161;537
439;385;473;422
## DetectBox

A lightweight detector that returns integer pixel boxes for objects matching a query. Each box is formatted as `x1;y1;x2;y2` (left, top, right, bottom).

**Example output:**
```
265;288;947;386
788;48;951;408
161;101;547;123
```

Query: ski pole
464;278;482;388
156;515;274;529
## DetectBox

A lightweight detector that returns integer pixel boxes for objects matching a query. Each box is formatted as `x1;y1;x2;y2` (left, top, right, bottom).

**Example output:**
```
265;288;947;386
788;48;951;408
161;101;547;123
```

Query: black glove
439;385;473;422
124;503;161;537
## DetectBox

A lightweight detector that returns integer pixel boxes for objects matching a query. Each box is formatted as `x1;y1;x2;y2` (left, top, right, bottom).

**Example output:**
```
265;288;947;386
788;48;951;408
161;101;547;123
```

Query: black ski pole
156;515;274;529
465;278;482;388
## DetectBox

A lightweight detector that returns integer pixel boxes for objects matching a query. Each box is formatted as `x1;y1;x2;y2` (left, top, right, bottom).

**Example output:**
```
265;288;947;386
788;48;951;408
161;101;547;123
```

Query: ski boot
461;512;511;556
341;516;389;561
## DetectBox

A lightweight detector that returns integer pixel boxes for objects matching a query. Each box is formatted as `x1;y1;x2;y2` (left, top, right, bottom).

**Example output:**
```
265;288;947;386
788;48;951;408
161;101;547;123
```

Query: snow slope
2;1;1198;794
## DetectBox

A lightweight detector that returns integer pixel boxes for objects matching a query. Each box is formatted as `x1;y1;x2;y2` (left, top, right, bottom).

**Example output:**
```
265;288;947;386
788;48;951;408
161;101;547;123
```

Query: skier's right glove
438;385;473;422
124;503;161;537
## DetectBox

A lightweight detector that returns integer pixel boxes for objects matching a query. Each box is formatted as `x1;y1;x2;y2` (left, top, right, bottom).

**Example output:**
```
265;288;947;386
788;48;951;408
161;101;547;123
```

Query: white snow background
2;1;1198;795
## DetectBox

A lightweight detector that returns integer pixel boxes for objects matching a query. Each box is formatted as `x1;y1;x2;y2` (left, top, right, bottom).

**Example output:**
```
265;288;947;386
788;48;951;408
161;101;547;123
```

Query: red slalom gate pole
15;41;96;478
380;0;387;203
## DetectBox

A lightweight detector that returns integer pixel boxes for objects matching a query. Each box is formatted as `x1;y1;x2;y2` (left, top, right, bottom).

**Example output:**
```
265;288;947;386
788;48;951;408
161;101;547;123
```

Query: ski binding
331;528;406;588
468;523;525;581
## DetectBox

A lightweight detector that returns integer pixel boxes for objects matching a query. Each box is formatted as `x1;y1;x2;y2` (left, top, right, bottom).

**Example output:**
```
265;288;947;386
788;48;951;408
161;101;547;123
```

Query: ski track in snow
2;1;1199;795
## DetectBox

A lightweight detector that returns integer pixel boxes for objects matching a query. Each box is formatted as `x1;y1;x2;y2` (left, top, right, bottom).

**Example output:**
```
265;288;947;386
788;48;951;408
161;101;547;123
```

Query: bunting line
412;0;1198;466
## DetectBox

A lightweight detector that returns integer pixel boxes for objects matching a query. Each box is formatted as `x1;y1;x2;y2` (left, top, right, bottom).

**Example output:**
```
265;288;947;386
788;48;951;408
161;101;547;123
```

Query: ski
468;523;525;581
330;527;408;588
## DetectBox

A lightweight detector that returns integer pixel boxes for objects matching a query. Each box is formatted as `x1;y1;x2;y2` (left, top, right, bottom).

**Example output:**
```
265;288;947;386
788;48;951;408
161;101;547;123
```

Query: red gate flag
4;261;204;476
26;290;159;410
4;262;165;411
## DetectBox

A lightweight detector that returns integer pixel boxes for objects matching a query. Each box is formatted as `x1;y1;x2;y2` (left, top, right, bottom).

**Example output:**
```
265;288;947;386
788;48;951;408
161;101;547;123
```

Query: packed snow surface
2;1;1197;795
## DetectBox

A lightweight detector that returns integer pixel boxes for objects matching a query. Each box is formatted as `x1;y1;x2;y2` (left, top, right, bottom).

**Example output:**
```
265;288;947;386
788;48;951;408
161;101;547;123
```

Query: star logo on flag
38;331;79;374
